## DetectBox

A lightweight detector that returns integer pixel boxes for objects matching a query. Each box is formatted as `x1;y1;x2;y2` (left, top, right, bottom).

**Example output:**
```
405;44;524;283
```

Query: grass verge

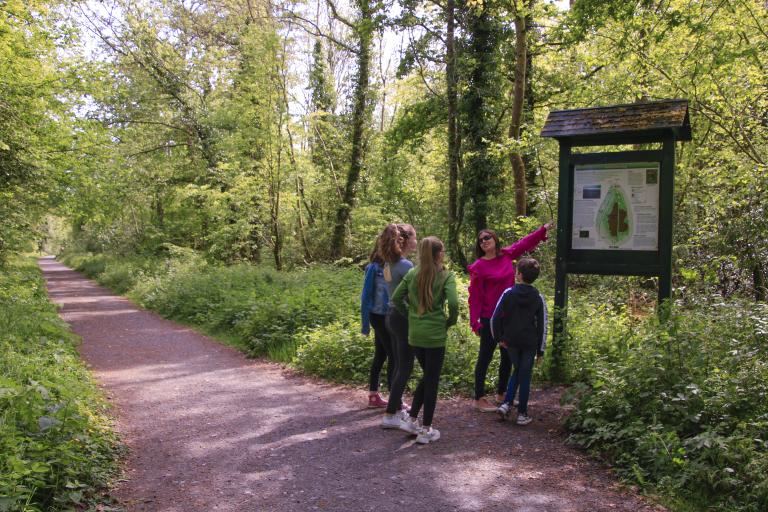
0;257;122;512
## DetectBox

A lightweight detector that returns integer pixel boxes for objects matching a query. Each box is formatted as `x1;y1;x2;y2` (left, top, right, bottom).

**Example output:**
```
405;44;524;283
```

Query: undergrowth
563;296;768;511
0;257;121;511
60;249;768;511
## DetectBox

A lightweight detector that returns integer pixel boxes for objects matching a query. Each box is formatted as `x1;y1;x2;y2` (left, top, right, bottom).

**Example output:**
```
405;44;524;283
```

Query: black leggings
385;309;413;414
410;346;446;427
473;317;511;399
368;313;394;392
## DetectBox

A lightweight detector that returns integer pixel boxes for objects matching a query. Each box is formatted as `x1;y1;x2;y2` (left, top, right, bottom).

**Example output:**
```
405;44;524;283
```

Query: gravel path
40;257;664;512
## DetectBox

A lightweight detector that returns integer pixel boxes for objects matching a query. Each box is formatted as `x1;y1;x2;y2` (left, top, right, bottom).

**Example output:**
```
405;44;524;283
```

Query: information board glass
571;162;660;251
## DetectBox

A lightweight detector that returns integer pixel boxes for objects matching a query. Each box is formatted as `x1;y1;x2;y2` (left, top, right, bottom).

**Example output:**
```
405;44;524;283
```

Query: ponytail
378;224;402;264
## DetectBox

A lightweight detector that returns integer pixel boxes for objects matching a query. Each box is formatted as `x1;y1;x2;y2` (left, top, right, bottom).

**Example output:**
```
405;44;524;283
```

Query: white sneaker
416;426;441;444
516;413;533;425
381;413;401;429
497;402;512;420
399;415;421;435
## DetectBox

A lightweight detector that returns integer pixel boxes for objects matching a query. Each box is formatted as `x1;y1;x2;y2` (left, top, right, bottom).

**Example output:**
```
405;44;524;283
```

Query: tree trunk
508;0;532;218
755;263;767;302
271;158;283;270
246;190;262;264
523;12;538;215
154;193;164;230
446;0;464;266
463;9;498;234
330;0;373;259
277;49;313;263
295;176;313;261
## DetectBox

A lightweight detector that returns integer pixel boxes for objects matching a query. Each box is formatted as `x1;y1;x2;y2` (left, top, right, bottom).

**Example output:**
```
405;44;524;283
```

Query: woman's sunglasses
478;235;493;242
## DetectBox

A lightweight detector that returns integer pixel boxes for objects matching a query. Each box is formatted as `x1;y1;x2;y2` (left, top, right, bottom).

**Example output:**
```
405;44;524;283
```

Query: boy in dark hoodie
490;258;547;425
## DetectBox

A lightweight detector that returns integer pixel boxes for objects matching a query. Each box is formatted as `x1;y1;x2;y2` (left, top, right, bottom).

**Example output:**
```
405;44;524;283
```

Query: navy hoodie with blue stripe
490;284;547;355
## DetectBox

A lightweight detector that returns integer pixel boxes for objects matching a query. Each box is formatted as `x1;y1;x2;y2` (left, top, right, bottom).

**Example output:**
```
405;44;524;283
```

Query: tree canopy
2;0;766;297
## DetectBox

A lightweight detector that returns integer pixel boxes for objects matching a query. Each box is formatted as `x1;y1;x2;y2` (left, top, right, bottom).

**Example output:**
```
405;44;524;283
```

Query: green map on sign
596;185;632;246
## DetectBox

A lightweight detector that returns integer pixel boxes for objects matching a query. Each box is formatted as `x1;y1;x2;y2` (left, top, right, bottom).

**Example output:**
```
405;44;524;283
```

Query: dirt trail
40;257;663;512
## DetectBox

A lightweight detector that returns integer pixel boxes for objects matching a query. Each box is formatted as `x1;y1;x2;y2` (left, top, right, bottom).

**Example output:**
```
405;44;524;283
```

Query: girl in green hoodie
390;236;458;444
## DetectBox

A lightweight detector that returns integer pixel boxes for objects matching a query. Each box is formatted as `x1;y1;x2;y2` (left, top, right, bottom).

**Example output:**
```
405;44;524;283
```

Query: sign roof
541;99;691;141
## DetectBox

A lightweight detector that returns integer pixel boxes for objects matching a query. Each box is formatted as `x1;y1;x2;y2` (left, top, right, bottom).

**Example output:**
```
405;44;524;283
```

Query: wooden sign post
540;100;692;381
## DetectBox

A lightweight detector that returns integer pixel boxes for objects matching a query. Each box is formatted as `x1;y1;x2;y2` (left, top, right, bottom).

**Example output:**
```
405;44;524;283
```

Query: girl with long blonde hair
387;237;458;443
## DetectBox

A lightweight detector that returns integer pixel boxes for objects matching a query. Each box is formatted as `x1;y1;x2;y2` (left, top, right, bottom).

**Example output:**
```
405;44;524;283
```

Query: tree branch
325;0;356;30
280;13;357;53
126;142;189;158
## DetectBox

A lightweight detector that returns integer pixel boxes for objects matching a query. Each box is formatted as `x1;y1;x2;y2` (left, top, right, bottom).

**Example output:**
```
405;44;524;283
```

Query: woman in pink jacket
468;223;552;412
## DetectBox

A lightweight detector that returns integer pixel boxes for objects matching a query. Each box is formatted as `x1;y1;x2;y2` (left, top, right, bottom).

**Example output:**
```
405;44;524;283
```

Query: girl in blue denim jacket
361;236;393;408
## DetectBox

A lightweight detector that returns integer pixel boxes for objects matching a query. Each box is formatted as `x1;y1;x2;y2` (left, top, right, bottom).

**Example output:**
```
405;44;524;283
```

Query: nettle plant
565;299;768;511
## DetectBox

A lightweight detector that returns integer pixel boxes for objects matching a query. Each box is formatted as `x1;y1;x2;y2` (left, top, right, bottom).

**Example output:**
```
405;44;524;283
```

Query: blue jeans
503;347;537;414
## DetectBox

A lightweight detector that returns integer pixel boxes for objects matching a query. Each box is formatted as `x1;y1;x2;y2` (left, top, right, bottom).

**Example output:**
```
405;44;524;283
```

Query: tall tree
0;0;71;262
445;0;463;265
329;0;378;258
507;0;535;217
461;4;504;233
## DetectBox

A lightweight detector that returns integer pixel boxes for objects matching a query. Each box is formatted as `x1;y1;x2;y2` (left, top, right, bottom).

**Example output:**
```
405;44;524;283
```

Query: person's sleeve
445;273;459;328
360;265;375;335
467;267;484;333
490;289;510;343
537;292;548;356
391;269;411;317
501;225;548;260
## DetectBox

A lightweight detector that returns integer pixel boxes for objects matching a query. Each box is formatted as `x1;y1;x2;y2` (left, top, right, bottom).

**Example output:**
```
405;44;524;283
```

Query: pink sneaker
368;393;388;408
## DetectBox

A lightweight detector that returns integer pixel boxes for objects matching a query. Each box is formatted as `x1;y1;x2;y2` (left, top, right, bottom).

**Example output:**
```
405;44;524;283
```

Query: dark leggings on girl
385;309;413;414
473;317;511;400
368;313;394;392
410;346;446;426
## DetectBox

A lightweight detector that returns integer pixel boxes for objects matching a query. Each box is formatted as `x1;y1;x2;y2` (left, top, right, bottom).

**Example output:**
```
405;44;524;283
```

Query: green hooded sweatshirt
391;266;459;348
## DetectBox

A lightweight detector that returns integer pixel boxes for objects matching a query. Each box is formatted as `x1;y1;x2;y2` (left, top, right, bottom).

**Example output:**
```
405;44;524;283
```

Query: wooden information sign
540;100;692;380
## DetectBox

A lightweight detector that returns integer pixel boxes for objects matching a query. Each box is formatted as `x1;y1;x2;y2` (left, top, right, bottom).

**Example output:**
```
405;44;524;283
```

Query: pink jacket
467;226;548;333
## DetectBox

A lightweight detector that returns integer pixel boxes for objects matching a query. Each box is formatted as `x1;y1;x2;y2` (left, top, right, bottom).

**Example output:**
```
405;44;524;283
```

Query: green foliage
61;251;500;395
565;299;768;511
293;308;479;394
0;258;120;511
63;250;363;362
294;318;375;383
0;1;76;263
386;96;447;151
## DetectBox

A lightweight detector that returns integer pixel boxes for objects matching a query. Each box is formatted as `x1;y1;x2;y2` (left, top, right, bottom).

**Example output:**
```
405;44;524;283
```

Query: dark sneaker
497;402;512;420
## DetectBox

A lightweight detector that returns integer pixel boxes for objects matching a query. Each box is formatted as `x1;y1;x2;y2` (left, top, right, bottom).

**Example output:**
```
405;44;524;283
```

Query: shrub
294;317;374;384
565;300;768;511
0;258;120;511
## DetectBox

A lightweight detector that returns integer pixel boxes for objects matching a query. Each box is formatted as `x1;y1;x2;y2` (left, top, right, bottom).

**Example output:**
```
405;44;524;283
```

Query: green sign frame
541;100;691;380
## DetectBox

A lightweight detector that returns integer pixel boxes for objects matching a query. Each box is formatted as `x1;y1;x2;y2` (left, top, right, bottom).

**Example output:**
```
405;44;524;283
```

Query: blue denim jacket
361;262;389;335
